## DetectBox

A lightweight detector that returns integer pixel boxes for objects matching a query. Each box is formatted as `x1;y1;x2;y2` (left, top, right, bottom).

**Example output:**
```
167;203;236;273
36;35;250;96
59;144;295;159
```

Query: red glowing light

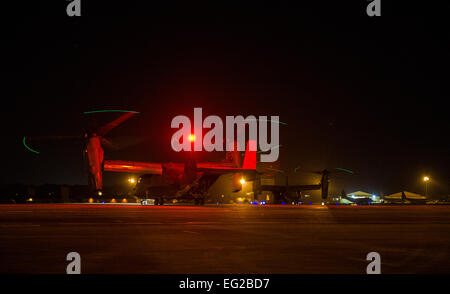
188;134;195;142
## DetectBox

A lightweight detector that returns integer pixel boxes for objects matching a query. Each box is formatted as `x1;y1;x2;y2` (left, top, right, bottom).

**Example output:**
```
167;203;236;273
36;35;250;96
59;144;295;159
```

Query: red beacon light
188;134;195;142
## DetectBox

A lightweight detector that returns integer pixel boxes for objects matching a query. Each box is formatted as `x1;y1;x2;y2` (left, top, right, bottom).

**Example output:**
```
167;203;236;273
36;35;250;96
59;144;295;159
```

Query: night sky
4;1;450;196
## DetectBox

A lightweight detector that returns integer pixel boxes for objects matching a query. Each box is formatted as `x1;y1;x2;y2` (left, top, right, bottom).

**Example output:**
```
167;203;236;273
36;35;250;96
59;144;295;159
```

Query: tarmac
1;204;450;273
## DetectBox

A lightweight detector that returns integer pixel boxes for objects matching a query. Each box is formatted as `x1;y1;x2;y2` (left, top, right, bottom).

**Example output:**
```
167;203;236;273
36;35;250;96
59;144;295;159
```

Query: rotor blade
24;135;82;154
96;112;137;136
109;136;145;150
101;138;119;150
300;168;354;175
334;167;355;174
297;170;323;175
27;135;82;142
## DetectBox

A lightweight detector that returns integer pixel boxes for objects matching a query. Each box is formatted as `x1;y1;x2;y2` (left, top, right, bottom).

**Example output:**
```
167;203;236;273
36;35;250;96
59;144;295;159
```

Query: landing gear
154;197;165;206
273;192;288;204
194;198;205;205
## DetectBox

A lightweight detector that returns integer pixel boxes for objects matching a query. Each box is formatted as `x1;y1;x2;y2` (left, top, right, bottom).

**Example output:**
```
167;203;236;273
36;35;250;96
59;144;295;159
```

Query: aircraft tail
242;140;257;169
225;140;257;192
225;141;241;168
225;140;257;169
320;170;330;200
401;191;406;201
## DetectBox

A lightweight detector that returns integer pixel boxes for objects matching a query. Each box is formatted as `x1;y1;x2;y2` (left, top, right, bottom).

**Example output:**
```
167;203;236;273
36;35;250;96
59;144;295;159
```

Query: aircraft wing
197;167;257;177
103;160;163;174
97;112;137;136
197;140;257;184
287;184;321;191
260;184;321;192
103;161;256;175
103;140;257;177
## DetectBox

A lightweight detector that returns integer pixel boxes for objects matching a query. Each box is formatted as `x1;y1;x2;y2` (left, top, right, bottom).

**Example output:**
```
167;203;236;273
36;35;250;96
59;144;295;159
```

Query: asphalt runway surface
1;204;450;274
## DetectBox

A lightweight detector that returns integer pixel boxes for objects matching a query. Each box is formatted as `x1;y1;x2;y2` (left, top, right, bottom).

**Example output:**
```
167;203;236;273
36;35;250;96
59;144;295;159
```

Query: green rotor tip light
335;167;354;174
23;137;40;154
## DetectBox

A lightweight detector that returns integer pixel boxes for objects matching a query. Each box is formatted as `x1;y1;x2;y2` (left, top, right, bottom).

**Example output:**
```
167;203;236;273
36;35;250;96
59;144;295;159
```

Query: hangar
383;191;427;204
340;190;381;204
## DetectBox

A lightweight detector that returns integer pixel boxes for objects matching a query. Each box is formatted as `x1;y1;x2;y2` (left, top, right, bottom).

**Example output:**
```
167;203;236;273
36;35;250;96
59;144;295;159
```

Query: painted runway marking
183;230;201;234
4;211;33;213
1;224;40;227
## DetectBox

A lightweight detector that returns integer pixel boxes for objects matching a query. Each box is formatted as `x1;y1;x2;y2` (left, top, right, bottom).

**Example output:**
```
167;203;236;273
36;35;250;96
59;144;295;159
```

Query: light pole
423;176;430;196
128;177;136;197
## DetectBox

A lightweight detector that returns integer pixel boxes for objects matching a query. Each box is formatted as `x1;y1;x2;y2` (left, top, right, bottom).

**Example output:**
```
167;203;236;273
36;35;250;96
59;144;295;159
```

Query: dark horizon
4;2;449;196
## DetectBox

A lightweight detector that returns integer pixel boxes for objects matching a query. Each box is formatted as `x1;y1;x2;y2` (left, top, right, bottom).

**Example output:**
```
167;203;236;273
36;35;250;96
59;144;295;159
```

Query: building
341;190;381;204
383;191;427;204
